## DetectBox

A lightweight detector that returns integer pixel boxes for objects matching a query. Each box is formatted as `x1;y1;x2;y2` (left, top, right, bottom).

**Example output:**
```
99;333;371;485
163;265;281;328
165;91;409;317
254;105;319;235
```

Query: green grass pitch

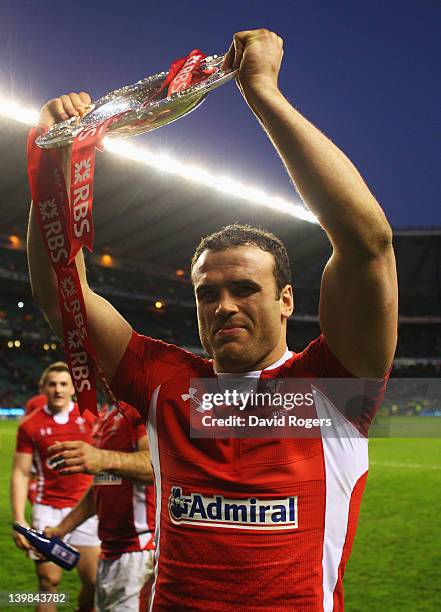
1;419;440;611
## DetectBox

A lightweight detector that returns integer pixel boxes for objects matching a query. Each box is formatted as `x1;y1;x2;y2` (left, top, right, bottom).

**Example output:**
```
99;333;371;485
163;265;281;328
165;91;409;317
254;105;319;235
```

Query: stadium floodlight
103;138;317;224
1;94;318;224
0;95;39;125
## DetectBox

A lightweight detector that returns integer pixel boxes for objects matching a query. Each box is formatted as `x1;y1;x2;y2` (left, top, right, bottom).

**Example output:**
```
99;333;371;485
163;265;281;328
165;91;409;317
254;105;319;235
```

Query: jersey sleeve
296;334;390;436
111;331;186;419
16;423;34;454
121;402;147;442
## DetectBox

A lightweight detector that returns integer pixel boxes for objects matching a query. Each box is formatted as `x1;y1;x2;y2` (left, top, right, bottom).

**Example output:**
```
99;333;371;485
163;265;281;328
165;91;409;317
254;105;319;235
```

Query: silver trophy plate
36;54;236;148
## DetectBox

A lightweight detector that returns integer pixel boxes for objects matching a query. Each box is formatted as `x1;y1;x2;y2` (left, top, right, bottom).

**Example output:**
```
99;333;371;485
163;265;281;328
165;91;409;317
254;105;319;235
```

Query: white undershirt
43;400;74;424
216;347;293;379
215;348;293;397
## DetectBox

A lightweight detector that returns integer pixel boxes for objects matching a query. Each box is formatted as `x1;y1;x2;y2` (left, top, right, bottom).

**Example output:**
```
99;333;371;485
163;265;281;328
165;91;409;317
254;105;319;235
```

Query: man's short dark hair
191;224;292;295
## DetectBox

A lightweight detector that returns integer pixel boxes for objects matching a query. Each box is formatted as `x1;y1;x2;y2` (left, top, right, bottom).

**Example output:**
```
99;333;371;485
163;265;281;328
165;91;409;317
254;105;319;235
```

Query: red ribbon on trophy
160;49;215;96
27;50;218;415
27;122;113;415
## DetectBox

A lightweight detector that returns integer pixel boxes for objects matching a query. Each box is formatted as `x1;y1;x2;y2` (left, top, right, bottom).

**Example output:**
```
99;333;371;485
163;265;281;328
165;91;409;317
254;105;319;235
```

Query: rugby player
44;402;156;611
28;29;398;610
11;362;100;612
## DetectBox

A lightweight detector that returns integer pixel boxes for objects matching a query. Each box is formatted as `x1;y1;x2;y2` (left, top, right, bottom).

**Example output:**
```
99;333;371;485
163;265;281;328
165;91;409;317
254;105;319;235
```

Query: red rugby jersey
16;402;95;508
92;402;155;559
111;332;388;611
24;393;47;415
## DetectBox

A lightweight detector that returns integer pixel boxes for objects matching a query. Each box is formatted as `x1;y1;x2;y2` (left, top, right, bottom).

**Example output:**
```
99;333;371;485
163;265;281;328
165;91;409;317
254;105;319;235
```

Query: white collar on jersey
216;347;293;379
43;400;74;424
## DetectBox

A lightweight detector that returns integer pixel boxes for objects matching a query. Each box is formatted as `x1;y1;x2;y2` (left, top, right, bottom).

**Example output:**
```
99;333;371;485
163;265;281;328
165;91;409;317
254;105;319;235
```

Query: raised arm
27;94;132;381
47;435;153;484
224;29;398;377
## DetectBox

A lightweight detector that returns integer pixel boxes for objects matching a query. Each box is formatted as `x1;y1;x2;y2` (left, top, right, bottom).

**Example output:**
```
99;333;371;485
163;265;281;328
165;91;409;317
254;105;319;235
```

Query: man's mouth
215;325;247;337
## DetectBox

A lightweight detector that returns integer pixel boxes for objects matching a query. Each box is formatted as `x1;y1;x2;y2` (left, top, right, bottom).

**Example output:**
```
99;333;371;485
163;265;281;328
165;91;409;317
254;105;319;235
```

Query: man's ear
280;284;294;319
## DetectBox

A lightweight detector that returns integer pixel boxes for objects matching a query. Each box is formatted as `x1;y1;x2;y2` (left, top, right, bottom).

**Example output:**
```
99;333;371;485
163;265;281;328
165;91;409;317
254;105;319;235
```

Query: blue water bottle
13;523;80;570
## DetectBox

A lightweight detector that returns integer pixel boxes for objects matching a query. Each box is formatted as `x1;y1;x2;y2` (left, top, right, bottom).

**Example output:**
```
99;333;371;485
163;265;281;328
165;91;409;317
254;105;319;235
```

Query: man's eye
234;286;256;296
199;291;216;302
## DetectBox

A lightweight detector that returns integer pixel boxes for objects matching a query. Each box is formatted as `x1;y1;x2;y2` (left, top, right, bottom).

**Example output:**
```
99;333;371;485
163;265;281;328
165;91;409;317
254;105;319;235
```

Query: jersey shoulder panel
282;334;355;378
16;408;50;451
111;330;212;413
128;330;209;371
282;335;389;436
19;406;47;429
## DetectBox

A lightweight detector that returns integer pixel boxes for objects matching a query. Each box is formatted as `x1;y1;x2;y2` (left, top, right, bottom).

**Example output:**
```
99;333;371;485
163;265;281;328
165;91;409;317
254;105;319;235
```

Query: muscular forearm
243;84;392;258
11;470;30;524
57;487;96;536
99;450;153;484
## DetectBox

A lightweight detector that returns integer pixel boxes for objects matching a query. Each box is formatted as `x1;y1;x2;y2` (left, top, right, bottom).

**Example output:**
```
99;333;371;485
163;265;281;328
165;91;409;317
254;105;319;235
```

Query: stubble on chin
213;343;254;372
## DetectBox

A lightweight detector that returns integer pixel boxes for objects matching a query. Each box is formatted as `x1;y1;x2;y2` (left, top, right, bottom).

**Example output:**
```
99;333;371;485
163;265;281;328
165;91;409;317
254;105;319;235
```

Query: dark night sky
1;0;439;229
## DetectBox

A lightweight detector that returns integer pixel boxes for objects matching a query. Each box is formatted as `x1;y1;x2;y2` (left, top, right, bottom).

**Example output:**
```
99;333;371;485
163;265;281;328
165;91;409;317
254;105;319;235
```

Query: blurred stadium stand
1;232;440;407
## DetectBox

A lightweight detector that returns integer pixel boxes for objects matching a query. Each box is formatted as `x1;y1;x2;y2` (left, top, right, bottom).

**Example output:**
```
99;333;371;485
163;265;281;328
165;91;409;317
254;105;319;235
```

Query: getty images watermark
185;378;441;438
192;386;331;429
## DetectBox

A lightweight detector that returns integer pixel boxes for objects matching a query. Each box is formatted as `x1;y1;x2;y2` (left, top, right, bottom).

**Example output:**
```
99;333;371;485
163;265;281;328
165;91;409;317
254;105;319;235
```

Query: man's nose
215;290;239;317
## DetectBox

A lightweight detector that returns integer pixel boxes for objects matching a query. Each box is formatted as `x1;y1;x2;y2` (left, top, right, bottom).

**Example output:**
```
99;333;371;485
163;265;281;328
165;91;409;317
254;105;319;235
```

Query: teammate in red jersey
28;29;398;611
25;392;47;416
44;402;156;611
11;362;100;612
